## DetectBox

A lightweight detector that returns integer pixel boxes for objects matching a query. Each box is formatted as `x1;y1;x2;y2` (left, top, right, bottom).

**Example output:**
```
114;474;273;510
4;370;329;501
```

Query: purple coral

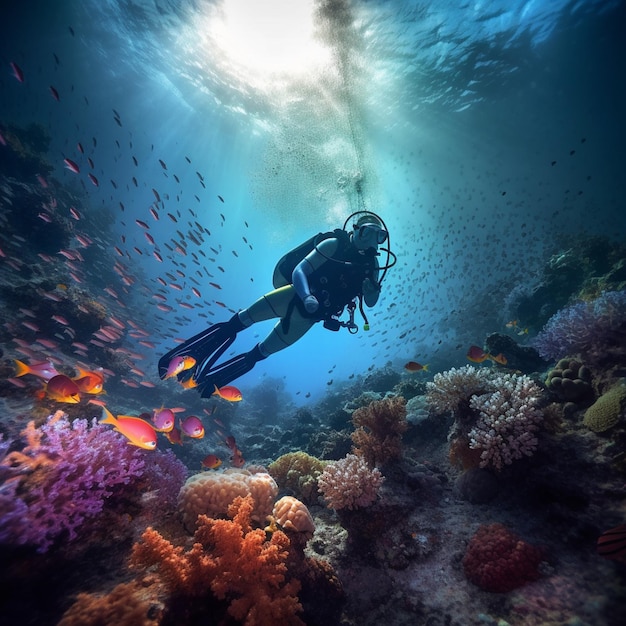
0;412;187;552
531;290;626;362
317;454;384;510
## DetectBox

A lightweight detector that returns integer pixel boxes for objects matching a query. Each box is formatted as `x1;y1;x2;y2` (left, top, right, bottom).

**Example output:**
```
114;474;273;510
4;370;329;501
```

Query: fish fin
99;407;117;425
14;359;30;377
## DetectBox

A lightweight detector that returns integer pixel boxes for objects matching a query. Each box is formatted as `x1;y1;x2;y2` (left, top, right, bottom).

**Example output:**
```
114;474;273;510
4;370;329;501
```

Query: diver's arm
362;258;381;307
292;238;338;313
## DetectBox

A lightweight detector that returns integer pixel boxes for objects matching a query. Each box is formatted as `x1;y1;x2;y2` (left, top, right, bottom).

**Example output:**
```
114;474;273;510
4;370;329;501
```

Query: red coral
130;495;304;626
462;523;543;593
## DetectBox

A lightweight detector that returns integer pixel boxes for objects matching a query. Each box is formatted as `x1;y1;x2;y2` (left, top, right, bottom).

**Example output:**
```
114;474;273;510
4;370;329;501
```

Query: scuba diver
157;210;396;397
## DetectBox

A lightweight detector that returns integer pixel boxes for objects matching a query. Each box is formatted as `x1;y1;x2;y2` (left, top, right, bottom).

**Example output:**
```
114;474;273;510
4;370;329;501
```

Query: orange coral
57;581;159;626
351;396;408;466
130;495;304;626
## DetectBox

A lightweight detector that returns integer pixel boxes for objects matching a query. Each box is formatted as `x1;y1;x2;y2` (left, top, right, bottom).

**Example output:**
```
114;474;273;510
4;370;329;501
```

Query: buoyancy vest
273;229;378;320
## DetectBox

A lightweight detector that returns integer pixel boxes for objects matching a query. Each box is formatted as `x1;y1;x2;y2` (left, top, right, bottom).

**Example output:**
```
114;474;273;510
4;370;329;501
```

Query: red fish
10;61;24;82
404;361;429;372
201;454;222;470
165;425;183;445
44;374;81;403
64;158;80;174
72;367;105;394
467;345;508;366
597;523;626;564
213;385;242;402
100;408;157;450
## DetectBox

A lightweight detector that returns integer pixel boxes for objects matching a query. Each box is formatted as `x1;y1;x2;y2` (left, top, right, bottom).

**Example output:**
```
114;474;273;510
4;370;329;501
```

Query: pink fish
14;359;60;381
163;355;196;379
10;61;24;83
49;85;60;101
152;408;175;432
180;415;204;439
88;173;99;187
64;158;80;174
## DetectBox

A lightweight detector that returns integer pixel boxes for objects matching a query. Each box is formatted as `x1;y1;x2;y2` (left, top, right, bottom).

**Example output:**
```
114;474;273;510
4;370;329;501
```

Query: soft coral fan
468;374;543;470
0;411;185;552
531;289;626;363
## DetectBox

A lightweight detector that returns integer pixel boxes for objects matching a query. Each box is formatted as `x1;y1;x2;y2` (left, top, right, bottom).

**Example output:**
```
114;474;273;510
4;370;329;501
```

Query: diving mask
357;222;388;245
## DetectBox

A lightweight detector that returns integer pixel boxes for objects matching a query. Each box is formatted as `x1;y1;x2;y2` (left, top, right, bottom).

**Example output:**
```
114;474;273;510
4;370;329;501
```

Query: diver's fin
157;315;243;380
195;345;266;398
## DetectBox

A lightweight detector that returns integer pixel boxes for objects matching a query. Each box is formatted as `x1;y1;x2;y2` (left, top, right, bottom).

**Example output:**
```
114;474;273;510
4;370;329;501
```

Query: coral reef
272;496;315;535
178;470;278;531
462;523;543;593
545;357;594;403
467;373;544;471
317;454;384;510
426;367;544;471
268;451;327;504
57;581;159;626
130;495;304;625
0;411;146;552
351;396;408;467
531;289;626;365
484;332;549;374
582;382;626;432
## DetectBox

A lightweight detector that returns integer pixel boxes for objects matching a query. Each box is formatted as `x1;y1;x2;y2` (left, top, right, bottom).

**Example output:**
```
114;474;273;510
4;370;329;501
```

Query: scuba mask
356;222;388;245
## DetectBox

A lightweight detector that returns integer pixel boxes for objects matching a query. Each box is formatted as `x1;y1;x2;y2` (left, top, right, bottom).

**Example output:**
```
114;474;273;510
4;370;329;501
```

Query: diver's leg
238;285;295;325
258;306;316;356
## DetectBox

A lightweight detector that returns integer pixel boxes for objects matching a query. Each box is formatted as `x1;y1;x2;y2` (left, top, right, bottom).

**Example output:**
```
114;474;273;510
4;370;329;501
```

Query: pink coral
317;454;384;510
463;523;543;592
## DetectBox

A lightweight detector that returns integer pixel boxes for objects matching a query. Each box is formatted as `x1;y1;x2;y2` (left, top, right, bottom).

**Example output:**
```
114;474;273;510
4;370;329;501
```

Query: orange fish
14;359;60;381
230;449;245;468
404;361;429;372
466;346;508;366
73;367;105;394
597;523;626;564
213;384;242;402
44;374;81;403
201;454;222;470
179;375;198;389
100;407;157;450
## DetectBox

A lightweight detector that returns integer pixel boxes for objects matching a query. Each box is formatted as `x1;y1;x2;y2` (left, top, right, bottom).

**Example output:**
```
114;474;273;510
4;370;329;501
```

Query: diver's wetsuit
244;233;380;356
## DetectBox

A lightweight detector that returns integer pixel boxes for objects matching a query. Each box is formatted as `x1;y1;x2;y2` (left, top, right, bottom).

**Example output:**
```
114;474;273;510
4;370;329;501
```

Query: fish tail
423;364;429;371
99;407;117;425
14;359;30;377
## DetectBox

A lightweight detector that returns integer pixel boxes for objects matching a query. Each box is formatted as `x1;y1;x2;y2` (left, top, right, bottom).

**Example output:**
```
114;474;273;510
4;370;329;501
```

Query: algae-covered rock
583;382;626;432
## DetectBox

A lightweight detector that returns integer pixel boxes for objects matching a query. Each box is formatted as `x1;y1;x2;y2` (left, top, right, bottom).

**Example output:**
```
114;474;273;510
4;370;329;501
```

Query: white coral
467;374;543;471
317;454;384;510
425;365;495;415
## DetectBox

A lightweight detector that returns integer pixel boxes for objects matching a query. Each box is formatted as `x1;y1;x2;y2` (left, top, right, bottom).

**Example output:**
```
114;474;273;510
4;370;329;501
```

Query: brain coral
178;469;278;530
268;451;327;504
583;382;626;432
272;496;316;534
463;523;543;593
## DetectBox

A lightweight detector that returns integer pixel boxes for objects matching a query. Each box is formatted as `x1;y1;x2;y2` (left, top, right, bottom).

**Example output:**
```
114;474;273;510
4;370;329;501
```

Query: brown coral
351;396;408;466
268;452;326;503
130;495;304;626
57;581;159;626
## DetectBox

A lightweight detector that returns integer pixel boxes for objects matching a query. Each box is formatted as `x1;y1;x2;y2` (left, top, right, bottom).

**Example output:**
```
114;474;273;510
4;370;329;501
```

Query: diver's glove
303;294;319;313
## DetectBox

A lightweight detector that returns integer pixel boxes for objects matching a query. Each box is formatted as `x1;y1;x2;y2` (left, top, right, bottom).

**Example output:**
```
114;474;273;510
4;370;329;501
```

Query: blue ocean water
1;0;624;402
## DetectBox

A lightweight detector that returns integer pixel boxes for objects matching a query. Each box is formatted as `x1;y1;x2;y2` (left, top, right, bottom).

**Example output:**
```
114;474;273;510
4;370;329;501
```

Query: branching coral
463;523;543;592
317;454;384;510
351;396;408;466
0;411;187;552
130;495;304;626
425;366;495;418
426;367;544;471
532;289;626;363
468;374;544;470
